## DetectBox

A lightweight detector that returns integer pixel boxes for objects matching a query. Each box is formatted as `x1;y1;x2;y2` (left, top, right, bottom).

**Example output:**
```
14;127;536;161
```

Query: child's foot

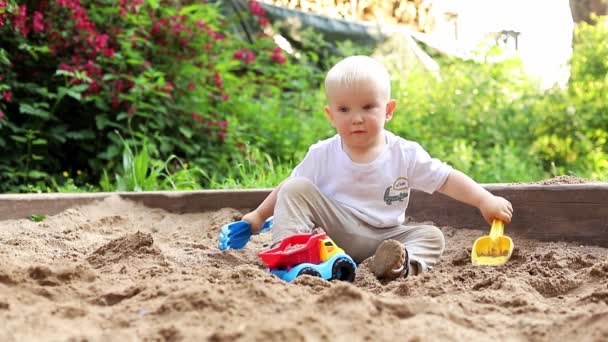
370;240;408;280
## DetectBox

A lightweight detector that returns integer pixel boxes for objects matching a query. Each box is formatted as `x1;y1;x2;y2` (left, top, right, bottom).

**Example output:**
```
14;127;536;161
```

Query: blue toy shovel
217;216;273;251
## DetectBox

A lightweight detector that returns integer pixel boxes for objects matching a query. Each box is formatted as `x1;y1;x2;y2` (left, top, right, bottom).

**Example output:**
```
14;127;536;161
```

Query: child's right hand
242;211;266;234
479;195;513;225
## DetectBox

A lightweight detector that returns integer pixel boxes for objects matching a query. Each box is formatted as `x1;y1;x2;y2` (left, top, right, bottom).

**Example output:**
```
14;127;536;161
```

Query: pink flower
188;82;196;91
220;94;229;101
214;72;223;90
151;20;166;36
59;62;73;72
13;5;29;37
217;131;226;142
103;48;115;57
0;1;5;27
111;95;120;109
258;16;269;26
196;19;207;29
88;80;101;94
162;82;174;94
32;11;44;32
2;91;12;103
233;49;256;64
95;34;109;50
0;110;3;122
249;1;265;16
207;28;225;41
192;112;205;124
245;50;256;63
233;49;244;60
271;47;287;64
113;80;123;93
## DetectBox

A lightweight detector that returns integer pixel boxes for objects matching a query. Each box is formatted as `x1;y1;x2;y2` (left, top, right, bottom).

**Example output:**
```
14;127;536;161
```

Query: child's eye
363;104;375;110
338;106;349;112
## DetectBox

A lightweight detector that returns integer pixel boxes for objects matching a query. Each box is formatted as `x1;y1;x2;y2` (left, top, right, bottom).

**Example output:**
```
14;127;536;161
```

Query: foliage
204;146;293;189
0;1;607;192
0;0;333;193
389;46;547;182
99;133;205;191
387;19;608;183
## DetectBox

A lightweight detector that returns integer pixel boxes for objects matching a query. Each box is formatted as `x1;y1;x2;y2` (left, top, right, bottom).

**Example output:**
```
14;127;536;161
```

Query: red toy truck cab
258;233;338;270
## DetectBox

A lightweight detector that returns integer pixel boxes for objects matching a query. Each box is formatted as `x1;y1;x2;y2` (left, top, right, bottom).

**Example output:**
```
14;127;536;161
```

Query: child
241;56;513;280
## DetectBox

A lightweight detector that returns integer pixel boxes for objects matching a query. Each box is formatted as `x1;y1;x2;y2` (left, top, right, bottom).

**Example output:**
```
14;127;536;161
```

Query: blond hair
324;56;391;101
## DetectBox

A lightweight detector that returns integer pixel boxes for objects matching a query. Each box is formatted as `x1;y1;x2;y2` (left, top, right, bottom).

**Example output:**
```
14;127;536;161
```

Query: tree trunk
569;0;608;23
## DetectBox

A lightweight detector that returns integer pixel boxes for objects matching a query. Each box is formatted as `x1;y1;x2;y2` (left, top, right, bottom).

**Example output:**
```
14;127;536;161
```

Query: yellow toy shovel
471;219;513;266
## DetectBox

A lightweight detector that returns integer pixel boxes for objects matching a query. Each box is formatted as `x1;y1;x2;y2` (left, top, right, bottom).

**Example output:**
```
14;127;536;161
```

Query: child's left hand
479;195;513;225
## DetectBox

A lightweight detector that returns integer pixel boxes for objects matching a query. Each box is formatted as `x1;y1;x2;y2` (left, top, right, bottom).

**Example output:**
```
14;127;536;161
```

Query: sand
1;188;607;341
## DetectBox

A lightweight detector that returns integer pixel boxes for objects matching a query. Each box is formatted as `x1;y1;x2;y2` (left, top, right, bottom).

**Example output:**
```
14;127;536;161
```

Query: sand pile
1;193;607;341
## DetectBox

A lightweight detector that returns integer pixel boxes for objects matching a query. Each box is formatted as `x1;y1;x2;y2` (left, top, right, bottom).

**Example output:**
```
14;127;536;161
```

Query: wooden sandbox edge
1;184;607;246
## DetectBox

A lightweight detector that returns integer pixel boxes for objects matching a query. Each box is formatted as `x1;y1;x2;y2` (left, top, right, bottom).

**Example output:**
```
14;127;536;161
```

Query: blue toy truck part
269;253;357;283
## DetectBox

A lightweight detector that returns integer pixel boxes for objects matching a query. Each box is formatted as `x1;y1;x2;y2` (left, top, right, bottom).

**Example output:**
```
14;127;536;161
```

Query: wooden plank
119;190;270;213
1;184;607;246
0;190;270;220
407;184;608;246
0;193;111;220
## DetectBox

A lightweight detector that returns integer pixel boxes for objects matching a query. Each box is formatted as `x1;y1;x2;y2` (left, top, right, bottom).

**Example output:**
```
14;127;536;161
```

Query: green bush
0;0;335;192
388;46;546;182
386;18;608;183
1;1;606;192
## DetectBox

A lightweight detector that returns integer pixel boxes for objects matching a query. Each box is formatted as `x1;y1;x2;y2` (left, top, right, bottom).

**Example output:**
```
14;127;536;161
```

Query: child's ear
324;105;334;122
385;99;397;121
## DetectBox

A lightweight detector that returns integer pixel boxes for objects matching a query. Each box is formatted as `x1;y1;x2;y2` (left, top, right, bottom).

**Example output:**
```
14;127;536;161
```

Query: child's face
325;82;396;151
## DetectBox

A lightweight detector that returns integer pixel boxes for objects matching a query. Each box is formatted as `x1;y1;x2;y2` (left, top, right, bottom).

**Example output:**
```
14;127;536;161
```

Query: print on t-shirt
383;177;409;205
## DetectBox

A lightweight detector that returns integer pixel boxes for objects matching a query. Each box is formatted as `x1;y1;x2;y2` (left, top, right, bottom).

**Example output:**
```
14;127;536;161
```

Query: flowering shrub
6;1;603;192
0;0;332;192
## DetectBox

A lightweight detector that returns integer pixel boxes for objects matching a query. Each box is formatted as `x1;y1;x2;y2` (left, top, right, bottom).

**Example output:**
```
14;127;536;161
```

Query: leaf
178;126;193;139
19;103;50;119
99;147;118;161
179;4;202;15
11;135;27;143
117;113;129;121
100;170;114;191
96;115;110;129
133;145;150;187
55;69;75;77
66;130;95;140
66;90;81;101
71;84;90;92
122;146;133;174
29;214;46;222
28;170;47;178
32;138;47;145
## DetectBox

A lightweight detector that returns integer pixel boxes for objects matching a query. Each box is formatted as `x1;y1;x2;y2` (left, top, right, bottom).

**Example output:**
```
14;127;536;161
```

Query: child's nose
352;112;364;124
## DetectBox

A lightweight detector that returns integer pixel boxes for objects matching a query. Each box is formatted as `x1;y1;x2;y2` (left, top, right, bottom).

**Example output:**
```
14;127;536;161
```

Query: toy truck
257;232;357;282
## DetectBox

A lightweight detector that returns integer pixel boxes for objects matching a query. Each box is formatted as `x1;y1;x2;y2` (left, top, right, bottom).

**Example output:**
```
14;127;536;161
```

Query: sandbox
0;176;607;341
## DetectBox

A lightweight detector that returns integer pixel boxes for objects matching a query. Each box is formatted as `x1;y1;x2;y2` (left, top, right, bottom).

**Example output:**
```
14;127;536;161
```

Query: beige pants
272;177;445;272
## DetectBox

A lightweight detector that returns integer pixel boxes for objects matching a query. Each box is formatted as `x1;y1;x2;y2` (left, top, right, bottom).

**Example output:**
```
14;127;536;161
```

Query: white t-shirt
291;130;453;227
